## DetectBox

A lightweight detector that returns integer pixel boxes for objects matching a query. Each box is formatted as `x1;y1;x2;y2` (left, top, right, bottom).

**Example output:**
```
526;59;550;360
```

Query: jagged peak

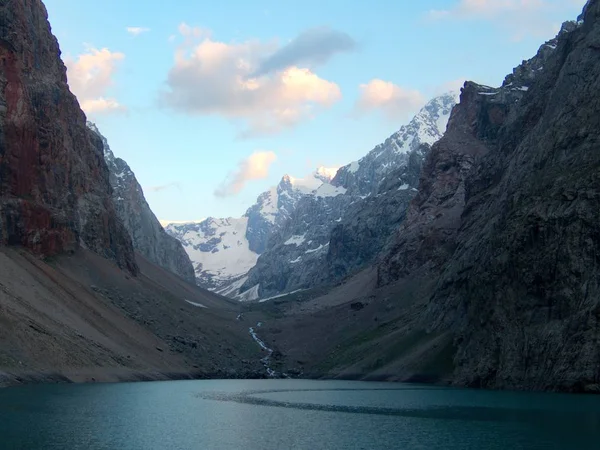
86;120;100;135
332;91;459;189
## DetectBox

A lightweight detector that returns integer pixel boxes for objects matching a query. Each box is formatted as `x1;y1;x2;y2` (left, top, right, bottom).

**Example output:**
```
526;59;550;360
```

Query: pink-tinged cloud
160;25;343;136
215;151;278;197
64;47;125;115
354;79;424;120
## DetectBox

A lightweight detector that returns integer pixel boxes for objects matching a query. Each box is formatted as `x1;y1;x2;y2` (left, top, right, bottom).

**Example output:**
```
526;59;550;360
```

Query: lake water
0;379;599;449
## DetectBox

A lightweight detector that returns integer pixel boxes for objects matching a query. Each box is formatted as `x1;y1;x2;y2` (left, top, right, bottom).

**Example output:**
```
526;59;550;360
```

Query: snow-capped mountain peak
332;92;459;196
166;92;460;299
165;217;258;291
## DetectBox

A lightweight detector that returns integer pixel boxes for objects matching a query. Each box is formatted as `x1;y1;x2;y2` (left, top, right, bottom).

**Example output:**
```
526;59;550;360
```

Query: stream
249;322;277;377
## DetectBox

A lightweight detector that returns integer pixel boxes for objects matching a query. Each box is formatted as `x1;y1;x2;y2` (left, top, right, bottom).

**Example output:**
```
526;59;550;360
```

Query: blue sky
44;0;586;222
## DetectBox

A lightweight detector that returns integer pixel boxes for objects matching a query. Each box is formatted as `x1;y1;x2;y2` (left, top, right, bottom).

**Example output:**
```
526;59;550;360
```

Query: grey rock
378;5;600;391
239;93;458;299
166;170;336;293
87;123;195;283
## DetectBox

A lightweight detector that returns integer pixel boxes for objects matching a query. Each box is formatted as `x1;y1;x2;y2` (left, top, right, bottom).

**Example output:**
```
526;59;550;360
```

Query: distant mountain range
166;92;459;299
164;167;341;294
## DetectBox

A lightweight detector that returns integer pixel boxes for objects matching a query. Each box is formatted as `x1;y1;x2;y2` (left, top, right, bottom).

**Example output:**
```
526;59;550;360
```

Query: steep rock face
327;145;429;281
0;0;137;273
380;7;600;391
377;86;496;284
241;188;354;299
333;93;458;196
240;94;458;299
87;123;195;283
244;173;324;254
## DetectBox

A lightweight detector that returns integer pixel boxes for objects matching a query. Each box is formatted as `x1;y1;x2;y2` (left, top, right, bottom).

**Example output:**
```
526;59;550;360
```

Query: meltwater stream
1;379;599;449
249;322;277;377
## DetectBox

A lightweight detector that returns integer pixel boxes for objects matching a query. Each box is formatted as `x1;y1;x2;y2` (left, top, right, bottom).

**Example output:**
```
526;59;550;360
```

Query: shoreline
3;368;599;395
0;368;269;389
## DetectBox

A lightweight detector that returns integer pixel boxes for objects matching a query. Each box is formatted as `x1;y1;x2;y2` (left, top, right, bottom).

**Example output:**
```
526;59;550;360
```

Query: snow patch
305;243;328;254
168;217;259;285
284;233;307;246
259;289;306;303
347;160;360;174
315;183;347;198
185;299;207;308
258;186;279;223
238;284;260;302
397;183;409;191
289;175;323;194
216;276;248;298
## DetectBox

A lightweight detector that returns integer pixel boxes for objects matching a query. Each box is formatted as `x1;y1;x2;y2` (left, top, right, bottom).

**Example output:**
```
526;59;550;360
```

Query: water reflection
0;380;599;450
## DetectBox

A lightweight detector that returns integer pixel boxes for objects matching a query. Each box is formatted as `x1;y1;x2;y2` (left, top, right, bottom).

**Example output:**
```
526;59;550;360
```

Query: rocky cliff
239;93;458;299
327;144;429;281
0;0;266;384
0;0;137;274
376;7;600;391
87;123;195;283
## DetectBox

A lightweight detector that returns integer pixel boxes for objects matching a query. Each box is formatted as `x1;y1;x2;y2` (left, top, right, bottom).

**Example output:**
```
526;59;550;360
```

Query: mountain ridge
238;92;459;300
167;92;459;299
87;123;196;284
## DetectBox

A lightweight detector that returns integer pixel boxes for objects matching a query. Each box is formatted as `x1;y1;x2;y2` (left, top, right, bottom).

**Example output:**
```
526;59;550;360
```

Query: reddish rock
0;0;137;274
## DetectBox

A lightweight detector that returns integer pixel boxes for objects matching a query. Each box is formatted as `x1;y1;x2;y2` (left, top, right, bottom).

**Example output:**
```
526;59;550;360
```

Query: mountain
333;92;459;196
256;5;600;392
165;168;340;292
0;0;136;274
87;123;195;284
377;14;600;390
238;92;459;299
0;0;264;385
165;217;258;292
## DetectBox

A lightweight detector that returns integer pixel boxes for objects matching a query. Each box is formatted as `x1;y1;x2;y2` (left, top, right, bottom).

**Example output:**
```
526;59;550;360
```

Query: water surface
0;379;599;449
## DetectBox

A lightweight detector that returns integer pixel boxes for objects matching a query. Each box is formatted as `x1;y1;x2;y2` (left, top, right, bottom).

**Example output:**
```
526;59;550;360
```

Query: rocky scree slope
87;123;195;284
0;0;266;384
239;93;458;300
0;0;137;274
376;10;600;391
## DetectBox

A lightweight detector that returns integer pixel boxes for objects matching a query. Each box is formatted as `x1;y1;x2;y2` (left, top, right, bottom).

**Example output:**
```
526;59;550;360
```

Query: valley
0;0;598;394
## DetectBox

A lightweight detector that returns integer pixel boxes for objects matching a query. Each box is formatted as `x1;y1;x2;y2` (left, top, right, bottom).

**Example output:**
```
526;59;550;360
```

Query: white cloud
354;79;424;120
65;46;125;115
80;97;125;114
215;151;278;197
160;24;342;136
126;27;150;36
